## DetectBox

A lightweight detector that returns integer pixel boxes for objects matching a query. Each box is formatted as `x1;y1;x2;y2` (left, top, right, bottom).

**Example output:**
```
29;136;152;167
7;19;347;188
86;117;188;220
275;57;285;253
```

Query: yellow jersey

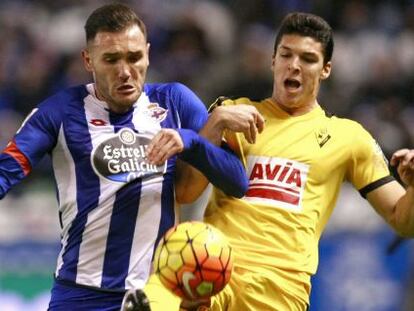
204;97;393;304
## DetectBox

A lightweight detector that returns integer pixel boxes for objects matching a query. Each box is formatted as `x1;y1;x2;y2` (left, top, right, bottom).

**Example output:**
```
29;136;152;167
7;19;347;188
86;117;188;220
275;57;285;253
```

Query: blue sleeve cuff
178;128;199;151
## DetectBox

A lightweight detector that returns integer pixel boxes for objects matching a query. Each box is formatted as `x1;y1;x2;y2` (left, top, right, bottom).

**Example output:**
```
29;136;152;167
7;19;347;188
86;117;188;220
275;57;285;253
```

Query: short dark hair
273;12;334;64
84;3;147;43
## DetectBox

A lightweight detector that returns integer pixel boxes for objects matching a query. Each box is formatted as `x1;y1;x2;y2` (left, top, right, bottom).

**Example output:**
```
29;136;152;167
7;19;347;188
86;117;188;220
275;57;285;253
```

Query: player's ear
320;61;331;80
271;54;276;72
82;49;93;72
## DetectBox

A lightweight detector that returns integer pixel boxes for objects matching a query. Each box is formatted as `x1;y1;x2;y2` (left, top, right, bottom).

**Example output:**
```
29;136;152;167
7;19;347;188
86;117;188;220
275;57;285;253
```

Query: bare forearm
198;109;226;146
389;148;414;236
394;186;414;237
175;161;208;204
198;103;265;146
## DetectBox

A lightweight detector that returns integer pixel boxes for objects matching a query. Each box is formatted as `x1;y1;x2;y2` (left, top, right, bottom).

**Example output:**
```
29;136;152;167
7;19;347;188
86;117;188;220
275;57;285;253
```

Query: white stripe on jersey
126;177;163;289
53;125;78;276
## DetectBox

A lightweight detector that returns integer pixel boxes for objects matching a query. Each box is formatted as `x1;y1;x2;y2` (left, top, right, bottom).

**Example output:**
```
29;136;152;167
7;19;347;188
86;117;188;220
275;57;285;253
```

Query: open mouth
284;78;301;90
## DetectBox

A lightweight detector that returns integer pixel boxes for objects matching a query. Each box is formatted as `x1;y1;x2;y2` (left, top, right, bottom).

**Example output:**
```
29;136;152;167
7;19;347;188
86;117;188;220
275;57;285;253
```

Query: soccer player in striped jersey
177;12;414;311
0;4;252;311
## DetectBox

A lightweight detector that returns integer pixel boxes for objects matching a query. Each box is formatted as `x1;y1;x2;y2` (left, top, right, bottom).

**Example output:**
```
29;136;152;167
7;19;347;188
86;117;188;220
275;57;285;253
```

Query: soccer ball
153;221;233;300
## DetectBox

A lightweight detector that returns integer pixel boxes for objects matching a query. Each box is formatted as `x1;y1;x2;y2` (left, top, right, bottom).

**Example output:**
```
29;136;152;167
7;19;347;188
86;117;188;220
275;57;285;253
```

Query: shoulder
327;115;378;155
208;96;256;112
25;85;89;128
328;114;368;136
38;85;89;112
145;82;204;115
144;83;206;129
144;82;195;99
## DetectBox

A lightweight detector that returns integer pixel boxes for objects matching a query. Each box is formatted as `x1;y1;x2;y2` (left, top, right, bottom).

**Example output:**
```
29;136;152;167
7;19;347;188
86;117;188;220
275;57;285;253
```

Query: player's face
82;24;149;113
271;34;331;115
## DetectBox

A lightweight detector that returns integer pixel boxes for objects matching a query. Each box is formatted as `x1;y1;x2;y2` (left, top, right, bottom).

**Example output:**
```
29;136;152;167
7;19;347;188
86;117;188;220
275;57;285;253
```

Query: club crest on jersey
91;128;166;183
245;156;309;212
144;103;168;123
315;127;331;148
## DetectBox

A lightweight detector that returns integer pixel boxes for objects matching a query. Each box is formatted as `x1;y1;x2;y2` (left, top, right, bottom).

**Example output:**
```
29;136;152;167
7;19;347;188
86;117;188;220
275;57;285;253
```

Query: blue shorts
48;279;125;311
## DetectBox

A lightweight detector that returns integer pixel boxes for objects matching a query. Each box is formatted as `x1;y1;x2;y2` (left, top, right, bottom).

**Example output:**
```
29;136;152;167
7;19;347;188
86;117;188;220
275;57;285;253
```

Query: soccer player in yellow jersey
140;11;414;311
177;11;414;311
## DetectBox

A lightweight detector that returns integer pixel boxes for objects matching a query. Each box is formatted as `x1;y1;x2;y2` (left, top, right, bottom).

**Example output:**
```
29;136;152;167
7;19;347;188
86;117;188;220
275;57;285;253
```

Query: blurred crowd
1;0;413;158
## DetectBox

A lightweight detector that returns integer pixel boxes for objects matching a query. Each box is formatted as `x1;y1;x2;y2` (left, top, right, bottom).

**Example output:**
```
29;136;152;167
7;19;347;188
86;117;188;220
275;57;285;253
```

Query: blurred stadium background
0;0;413;310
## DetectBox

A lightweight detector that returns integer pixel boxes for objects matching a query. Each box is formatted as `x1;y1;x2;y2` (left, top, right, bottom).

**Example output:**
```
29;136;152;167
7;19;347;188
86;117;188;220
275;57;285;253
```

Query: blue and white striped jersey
0;82;208;291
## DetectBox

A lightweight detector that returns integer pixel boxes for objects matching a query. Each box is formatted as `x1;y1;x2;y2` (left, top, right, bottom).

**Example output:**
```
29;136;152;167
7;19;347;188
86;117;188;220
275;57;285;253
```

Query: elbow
234;179;249;198
390;219;414;238
388;212;414;238
230;188;246;199
223;174;248;199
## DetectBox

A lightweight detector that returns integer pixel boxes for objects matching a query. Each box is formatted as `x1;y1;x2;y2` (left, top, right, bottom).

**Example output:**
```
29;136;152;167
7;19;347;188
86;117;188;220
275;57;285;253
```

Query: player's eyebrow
301;51;319;59
279;44;291;50
102;52;121;57
102;51;143;57
279;45;319;58
278;45;291;52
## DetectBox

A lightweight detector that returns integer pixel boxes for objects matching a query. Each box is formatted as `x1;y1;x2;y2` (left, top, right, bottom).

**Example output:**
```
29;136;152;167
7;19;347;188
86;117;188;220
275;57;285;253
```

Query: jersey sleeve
170;83;208;132
0;97;62;199
346;123;394;198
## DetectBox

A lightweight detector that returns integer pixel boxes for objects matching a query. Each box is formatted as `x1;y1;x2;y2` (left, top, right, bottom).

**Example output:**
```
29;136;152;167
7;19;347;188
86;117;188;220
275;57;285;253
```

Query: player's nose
118;62;131;80
288;56;300;71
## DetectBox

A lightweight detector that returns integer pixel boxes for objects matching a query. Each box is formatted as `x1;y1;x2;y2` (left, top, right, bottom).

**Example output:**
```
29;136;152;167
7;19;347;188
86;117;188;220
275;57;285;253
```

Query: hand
211;105;265;144
390;149;414;187
147;129;184;165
